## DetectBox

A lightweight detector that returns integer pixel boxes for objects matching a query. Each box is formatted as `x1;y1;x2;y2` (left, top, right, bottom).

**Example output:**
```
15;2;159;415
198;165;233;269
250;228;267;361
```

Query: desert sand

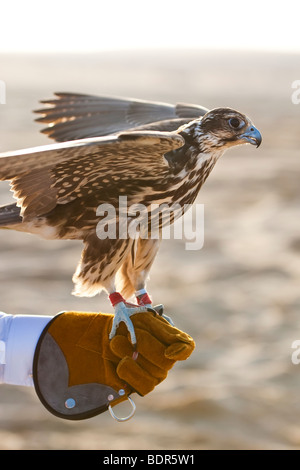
0;49;299;450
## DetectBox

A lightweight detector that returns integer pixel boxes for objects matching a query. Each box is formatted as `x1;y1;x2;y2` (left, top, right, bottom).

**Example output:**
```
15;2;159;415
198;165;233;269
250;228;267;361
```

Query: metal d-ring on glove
108;395;136;422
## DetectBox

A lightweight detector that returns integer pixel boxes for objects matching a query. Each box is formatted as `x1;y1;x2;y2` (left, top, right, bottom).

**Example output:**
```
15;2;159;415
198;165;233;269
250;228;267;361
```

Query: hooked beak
239;125;262;148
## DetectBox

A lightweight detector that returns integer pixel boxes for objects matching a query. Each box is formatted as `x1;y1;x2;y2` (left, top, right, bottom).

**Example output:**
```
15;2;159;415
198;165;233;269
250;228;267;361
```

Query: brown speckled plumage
0;93;261;300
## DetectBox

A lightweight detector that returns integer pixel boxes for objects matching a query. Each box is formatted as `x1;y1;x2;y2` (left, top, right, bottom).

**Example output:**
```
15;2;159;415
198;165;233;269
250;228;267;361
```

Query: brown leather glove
33;311;195;420
111;312;195;396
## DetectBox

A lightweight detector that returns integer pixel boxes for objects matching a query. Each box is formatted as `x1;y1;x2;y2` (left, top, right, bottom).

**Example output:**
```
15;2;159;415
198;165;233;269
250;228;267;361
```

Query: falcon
0;93;262;344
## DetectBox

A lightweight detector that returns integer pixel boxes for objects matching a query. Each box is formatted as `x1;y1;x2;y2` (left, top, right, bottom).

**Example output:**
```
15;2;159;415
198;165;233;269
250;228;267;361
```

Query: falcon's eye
229;117;244;129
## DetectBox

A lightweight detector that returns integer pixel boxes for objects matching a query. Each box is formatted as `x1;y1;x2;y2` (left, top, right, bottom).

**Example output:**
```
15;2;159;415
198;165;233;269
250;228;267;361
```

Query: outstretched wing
34;92;209;142
0;131;185;221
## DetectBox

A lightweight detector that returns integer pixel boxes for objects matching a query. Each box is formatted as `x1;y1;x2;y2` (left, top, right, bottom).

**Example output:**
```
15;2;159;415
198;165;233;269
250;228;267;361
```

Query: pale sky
0;0;300;53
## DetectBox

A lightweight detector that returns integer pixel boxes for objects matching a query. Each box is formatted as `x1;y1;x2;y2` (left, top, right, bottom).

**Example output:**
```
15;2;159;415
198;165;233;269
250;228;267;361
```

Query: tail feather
0;203;22;227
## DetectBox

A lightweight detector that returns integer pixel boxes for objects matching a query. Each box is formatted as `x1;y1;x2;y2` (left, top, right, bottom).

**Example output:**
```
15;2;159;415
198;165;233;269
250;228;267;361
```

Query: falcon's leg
134;287;162;317
73;235;151;344
135;287;174;325
107;291;157;345
116;238;174;326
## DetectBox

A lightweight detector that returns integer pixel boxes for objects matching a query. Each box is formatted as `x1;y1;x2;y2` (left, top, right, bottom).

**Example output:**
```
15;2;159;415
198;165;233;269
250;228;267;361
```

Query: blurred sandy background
0;49;299;450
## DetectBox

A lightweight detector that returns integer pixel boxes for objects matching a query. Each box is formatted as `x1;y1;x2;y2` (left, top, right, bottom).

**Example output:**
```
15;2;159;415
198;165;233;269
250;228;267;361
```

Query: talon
146;306;159;315
140;299;174;325
161;313;174;326
153;304;164;315
109;292;152;345
109;301;137;344
108;291;174;343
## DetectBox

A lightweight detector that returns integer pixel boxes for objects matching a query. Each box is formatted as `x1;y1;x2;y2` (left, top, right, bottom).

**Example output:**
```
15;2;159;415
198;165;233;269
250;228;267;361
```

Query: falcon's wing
34;92;209;142
0;131;185;221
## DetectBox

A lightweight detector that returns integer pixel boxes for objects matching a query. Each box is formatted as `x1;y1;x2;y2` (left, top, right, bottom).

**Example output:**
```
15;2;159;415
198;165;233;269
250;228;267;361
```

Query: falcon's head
187;108;262;151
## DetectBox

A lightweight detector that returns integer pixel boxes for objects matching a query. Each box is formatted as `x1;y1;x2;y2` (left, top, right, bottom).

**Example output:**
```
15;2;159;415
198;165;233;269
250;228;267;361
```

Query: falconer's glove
33;310;195;421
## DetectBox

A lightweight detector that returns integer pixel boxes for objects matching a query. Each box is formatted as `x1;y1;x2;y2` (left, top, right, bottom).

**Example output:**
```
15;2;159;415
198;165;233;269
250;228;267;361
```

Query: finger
165;341;195;361
134;354;169;381
110;335;134;358
132;312;194;347
110;332;173;380
117;357;167;396
134;328;175;370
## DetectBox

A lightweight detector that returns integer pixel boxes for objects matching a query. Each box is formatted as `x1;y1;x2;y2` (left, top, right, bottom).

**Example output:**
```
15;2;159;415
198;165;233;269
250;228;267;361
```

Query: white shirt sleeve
0;312;52;387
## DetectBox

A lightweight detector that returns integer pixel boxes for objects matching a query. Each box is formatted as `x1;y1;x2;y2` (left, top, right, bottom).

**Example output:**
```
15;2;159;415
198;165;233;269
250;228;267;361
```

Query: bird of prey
0;93;262;344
